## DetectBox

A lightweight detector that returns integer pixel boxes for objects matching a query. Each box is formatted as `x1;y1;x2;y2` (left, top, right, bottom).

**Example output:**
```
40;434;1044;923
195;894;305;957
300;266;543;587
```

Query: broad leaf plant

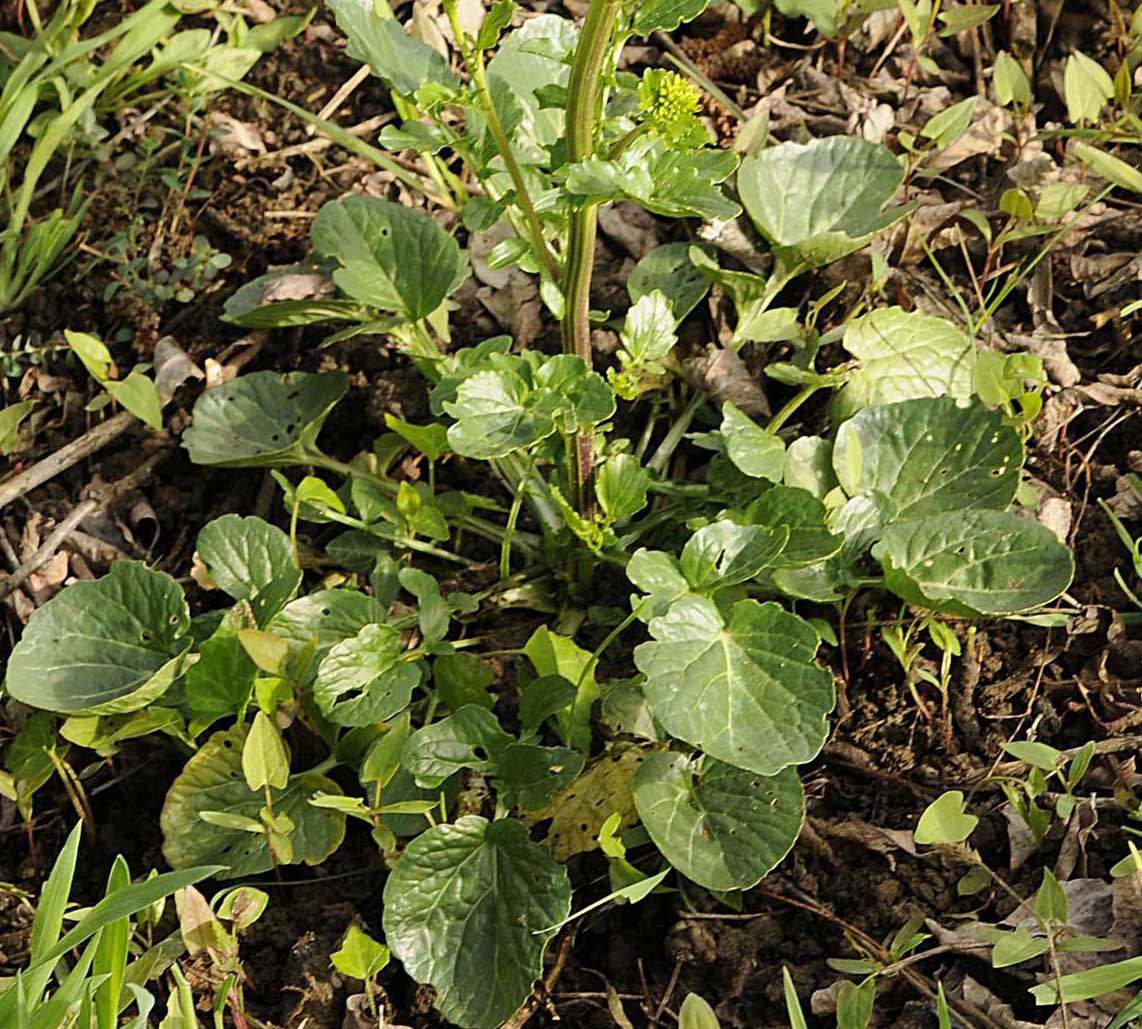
2;0;1076;1024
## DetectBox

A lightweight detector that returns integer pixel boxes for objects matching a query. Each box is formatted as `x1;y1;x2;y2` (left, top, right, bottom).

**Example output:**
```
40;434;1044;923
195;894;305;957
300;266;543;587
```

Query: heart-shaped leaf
327;0;459;97
744;486;844;569
634;752;804;890
195;515;301;626
160;724;346;877
834;307;975;419
313;624;421;726
635;597;835;775
719;402;785;482
874;510;1074;615
6;562;191;715
833;396;1022;524
382;816;571;1029
914;790;978;845
312;195;465;321
738;137;907;269
402;705;513;789
183;371;348;468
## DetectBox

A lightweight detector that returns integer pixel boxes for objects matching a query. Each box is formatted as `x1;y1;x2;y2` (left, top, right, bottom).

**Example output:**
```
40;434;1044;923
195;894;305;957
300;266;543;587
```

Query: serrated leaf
635;597;834;775
183;371;348;468
313;624;420;727
160;724;345;877
834;308;974;419
833;397;1022;523
402;705;512;789
631;0;712;35
6;562;191;715
382;816;571;1028
312;195;465;321
628;244;710;321
634;753;804;890
914;790;978;844
874;510;1074;615
444;368;557;459
738;137;906;269
196;515;301;626
620;290;677;365
327;0;458;96
719;401;785;481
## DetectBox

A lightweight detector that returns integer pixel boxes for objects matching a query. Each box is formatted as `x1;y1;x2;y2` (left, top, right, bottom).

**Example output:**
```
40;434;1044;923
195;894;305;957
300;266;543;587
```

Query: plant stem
562;0;621;511
766;384;820;434
647;390;705;477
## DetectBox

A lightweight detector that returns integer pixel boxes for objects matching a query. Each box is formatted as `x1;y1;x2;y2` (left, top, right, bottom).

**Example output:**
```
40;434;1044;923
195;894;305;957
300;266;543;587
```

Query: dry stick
0;448;170;601
310;64;372;131
500;930;576;1029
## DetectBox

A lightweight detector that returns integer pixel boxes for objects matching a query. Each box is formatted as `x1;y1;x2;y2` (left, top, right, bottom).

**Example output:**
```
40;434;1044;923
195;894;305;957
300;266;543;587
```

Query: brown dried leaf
685;345;769;416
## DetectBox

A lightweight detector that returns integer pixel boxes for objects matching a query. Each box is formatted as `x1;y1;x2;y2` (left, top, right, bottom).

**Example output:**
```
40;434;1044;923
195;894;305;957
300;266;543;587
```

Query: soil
3;1;1142;1027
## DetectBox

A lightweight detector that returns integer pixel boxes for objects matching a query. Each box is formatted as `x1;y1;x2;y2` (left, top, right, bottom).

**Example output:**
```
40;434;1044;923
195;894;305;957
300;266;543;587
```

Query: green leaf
620;290;678;367
634;753;804;890
402;705;512;789
476;0;516;49
496;743;585;810
183;371;348;468
196;515;301;626
1108;990;1142;1029
783;968;809;1029
743;486;843;569
6;561;191;715
679;519;789;590
913;790;978;844
312;194;465;321
937;4;998;34
1065;51;1114;125
242;711;290;791
719;401;785;481
160;724;346;877
330;925;390;983
385;414;449;461
628;243;710;321
444;369;557;459
738;137;907;269
523;626;598;753
596;454;650;524
635;597;834;775
64;329;114;382
874;510;1074;615
1001;740;1062;770
678;993;722;1029
833;397;1022;523
1031;957;1142;1005
105;372;163;429
295;475;345;513
990;926;1049;967
631;0;712;35
269;589;386;656
836;979;876;1029
327;0;459;96
993;50;1031;107
382;816;571;1029
834;308;975;419
1073;141;1142;193
0;399;35;454
1036;868;1069;923
433;653;495;712
920;96;978;146
313;624;420;726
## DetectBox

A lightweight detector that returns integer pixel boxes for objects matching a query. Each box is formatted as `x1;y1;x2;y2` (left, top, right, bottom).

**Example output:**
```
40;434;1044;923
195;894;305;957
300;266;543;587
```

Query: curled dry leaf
685;344;769;417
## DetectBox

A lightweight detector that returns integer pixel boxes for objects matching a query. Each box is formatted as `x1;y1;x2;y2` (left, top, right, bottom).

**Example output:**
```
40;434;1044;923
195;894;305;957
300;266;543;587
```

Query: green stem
562;0;621;512
766;384;820;434
647;390;705;477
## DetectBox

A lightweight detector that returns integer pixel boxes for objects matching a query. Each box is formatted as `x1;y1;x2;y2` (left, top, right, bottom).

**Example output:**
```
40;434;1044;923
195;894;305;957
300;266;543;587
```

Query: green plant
0;2;1089;1027
0;821;220;1028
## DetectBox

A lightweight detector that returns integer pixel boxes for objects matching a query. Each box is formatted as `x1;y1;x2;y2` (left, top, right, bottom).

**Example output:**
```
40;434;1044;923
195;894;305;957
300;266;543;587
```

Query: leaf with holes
383;816;571;1029
160;724;346;877
402;705;513;789
195;515;301;627
495;743;586;810
833;307;975;420
832;396;1022;525
269;590;387;657
679;519;789;591
6;561;191;715
183;371;348;468
634;753;805;890
738;137;908;270
312;195;467;321
313;624;421;727
874;510;1074;616
635;596;834;775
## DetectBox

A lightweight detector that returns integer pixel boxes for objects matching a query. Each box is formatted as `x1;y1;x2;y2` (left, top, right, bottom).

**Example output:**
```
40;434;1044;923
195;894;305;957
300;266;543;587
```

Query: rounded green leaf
160;724;346;878
382;816;571;1029
913;790;978;845
833;396;1022;523
628;242;710;321
634;753;804;890
268;589;386;654
679;519;789;591
402;705;512;789
196;515;301;626
635;597;835;775
312;194;465;321
738;137;906;268
313;624;420;726
6;561;191;714
444;369;556;459
834;307;975;419
744;486;843;569
183;371;348;468
873;510;1074;616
